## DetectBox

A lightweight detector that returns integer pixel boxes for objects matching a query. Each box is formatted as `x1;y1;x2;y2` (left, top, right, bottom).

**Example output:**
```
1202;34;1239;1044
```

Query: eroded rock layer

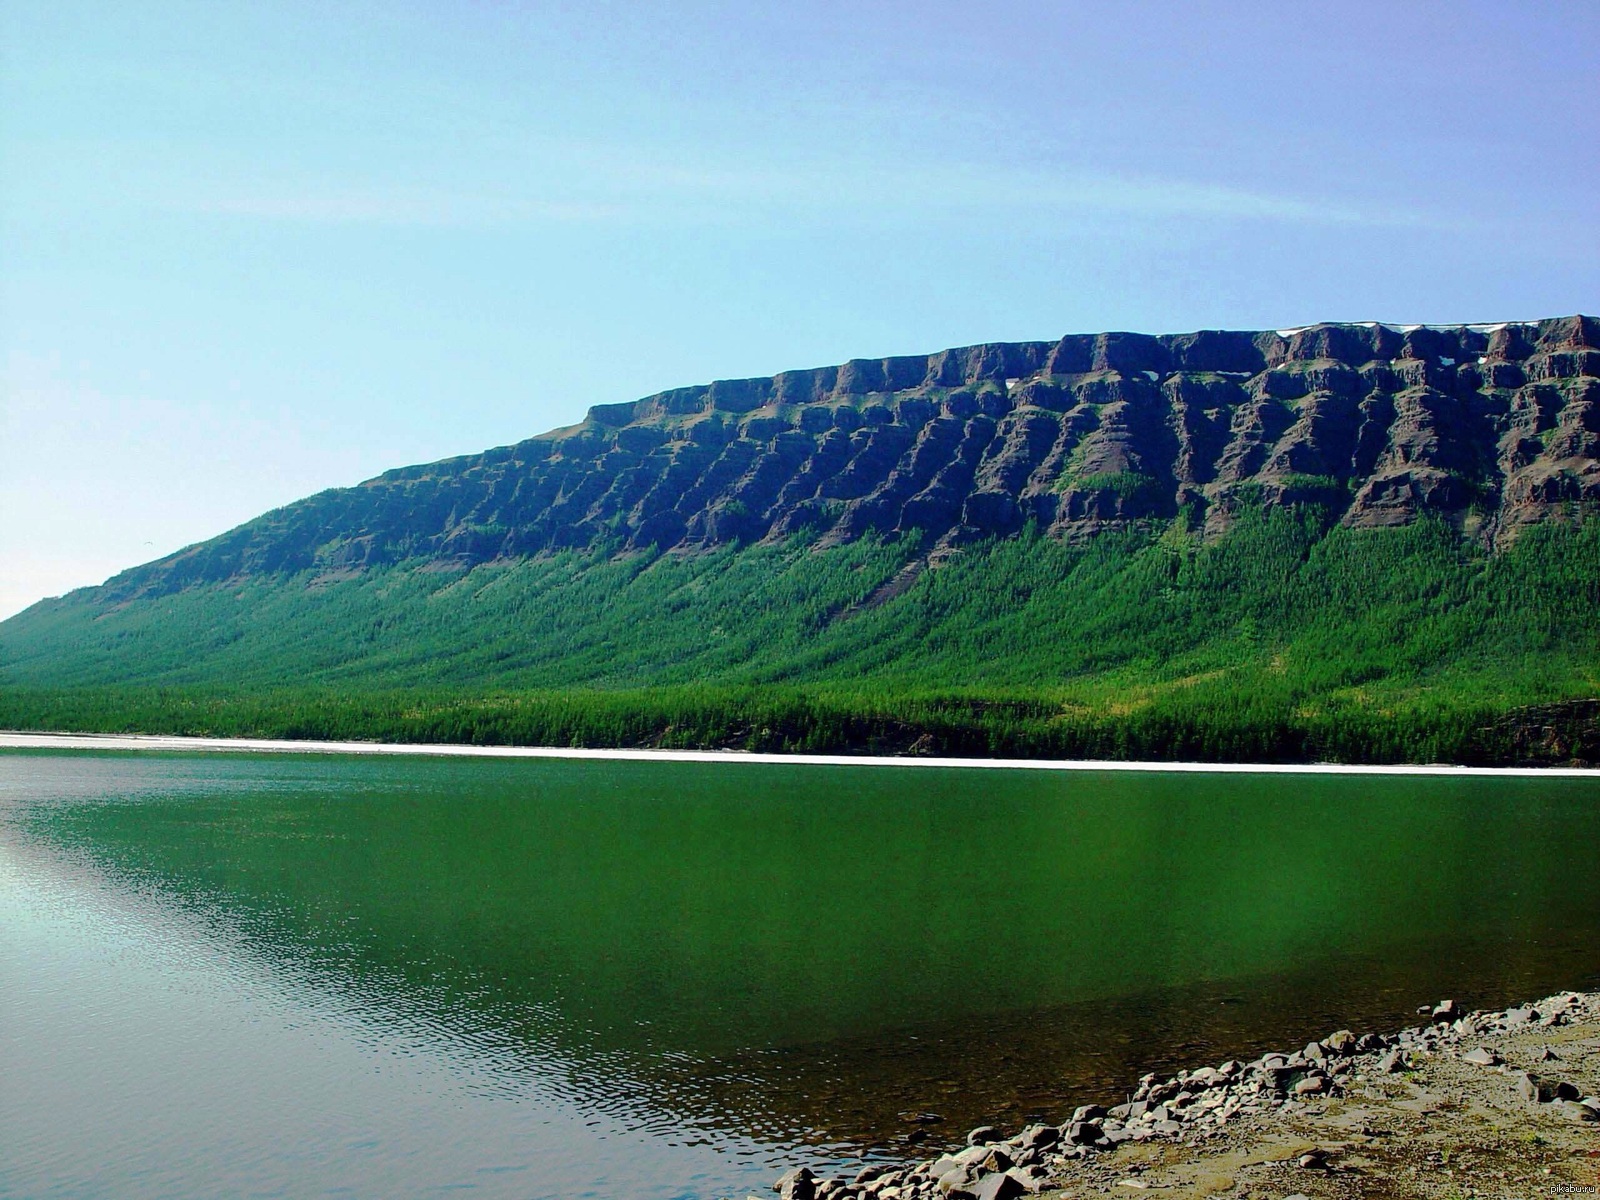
116;316;1600;596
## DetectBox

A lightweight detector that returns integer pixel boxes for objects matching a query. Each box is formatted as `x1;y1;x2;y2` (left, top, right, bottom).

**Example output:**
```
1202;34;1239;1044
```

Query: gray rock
938;1167;974;1195
976;1148;1014;1174
1003;1167;1047;1195
965;1126;1002;1147
970;1172;1025;1200
777;1167;817;1200
1019;1124;1058;1150
1262;1067;1298;1092
1066;1121;1103;1146
1461;1047;1501;1065
1153;1119;1184;1136
1293;1076;1327;1096
1504;1006;1537;1026
1377;1049;1410;1073
1515;1071;1556;1104
1071;1105;1107;1122
1555;1100;1599;1123
1321;1030;1357;1055
1303;1041;1326;1062
1431;999;1459;1022
855;1165;894;1186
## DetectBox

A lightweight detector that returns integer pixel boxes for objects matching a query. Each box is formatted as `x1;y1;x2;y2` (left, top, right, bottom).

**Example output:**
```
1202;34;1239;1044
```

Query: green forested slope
4;511;1599;764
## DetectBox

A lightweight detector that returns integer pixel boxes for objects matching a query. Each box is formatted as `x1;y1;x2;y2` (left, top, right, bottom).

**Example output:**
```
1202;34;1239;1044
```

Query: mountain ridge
85;314;1600;603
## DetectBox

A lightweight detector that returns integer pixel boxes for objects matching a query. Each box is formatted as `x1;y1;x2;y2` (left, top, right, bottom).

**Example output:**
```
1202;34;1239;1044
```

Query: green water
3;749;1598;1198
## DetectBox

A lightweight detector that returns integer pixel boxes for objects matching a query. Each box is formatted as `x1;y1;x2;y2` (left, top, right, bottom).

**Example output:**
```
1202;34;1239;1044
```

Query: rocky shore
767;990;1600;1200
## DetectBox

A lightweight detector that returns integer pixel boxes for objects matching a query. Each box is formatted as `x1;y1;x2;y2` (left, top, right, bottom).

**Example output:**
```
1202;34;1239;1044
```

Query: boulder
1019;1124;1058;1149
1515;1071;1556;1104
776;1167;816;1200
970;1172;1026;1200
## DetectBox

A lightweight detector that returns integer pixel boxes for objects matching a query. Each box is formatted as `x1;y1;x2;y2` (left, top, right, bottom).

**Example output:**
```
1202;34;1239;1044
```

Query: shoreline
3;729;1600;776
774;989;1600;1200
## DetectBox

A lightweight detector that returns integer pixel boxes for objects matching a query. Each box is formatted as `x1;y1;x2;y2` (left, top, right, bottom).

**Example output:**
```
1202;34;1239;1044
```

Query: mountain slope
73;315;1600;602
3;317;1599;765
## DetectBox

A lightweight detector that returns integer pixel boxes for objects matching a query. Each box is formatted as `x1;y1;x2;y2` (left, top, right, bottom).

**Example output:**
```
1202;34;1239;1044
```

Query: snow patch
1142;370;1159;381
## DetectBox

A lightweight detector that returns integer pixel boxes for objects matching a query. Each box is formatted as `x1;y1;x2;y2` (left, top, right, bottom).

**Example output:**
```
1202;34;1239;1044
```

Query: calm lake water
3;749;1598;1199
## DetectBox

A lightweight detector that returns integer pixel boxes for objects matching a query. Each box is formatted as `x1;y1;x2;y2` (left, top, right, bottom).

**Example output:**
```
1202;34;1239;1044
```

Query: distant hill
4;317;1598;765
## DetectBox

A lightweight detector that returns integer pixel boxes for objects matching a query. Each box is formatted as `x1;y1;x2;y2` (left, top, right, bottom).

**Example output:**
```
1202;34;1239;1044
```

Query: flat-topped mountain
5;315;1599;767
102;315;1600;599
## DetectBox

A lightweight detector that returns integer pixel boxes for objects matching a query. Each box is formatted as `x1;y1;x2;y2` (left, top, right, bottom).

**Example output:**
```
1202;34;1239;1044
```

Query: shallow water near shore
3;749;1598;1199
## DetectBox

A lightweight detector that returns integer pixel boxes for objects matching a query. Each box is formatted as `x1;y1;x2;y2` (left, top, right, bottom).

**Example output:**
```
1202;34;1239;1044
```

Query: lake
3;748;1598;1198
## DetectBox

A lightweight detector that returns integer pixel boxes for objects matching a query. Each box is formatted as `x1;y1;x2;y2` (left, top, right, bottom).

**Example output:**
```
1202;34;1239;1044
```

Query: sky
2;0;1596;619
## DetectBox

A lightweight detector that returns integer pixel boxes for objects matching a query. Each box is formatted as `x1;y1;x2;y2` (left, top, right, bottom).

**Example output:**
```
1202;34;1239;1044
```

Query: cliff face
106;316;1600;598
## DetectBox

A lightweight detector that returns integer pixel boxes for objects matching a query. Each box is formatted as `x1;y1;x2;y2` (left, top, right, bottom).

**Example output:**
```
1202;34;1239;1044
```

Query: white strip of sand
2;730;1596;776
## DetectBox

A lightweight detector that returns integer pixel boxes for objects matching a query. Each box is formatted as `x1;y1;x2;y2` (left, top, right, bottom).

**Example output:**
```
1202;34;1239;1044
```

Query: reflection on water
3;750;1598;1197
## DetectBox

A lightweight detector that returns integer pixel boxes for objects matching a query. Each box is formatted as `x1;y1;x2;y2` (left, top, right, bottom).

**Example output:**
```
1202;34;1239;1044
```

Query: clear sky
3;1;1596;619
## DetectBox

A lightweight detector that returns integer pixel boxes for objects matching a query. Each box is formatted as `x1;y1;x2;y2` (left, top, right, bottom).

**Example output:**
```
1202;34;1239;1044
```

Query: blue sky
3;0;1596;618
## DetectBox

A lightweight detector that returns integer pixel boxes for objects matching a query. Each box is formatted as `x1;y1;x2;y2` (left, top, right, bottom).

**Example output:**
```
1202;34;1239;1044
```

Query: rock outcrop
108;316;1600;598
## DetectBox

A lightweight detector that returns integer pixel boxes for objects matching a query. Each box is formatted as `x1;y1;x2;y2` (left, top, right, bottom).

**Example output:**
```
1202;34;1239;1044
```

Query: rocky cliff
108;315;1600;598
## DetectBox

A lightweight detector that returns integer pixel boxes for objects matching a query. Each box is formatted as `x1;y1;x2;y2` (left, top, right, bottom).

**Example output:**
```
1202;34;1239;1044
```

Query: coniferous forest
5;508;1598;765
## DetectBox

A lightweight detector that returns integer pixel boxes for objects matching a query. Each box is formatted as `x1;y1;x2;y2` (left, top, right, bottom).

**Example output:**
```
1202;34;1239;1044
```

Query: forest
4;509;1599;765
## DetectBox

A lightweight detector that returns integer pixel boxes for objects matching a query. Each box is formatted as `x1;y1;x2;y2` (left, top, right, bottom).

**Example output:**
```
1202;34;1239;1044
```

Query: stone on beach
771;987;1600;1200
1320;1030;1357;1055
776;1167;816;1200
1515;1071;1556;1103
966;1172;1024;1200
